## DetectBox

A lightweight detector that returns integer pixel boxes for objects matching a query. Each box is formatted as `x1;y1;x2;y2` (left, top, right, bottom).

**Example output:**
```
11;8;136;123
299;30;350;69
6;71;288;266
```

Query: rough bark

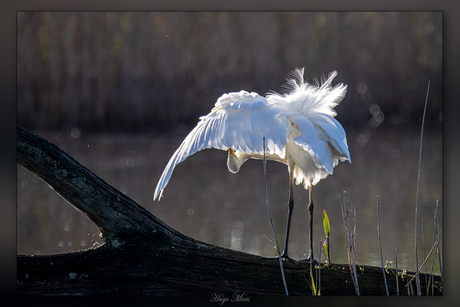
16;126;442;296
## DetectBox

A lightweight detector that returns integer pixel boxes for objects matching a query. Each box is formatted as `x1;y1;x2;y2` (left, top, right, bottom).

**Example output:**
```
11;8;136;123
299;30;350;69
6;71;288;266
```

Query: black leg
307;197;314;260
281;170;294;260
307;185;317;263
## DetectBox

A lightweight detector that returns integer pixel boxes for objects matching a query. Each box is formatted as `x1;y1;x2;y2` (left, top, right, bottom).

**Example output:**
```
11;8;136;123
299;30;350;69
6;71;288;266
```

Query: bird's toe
276;253;294;261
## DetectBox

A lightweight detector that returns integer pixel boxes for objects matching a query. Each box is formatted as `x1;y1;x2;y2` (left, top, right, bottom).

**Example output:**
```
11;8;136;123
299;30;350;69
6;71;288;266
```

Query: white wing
306;113;351;162
154;90;290;200
268;68;350;187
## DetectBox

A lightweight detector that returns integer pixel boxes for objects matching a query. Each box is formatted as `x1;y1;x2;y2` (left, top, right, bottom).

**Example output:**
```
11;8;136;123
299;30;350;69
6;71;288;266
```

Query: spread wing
154;90;290;200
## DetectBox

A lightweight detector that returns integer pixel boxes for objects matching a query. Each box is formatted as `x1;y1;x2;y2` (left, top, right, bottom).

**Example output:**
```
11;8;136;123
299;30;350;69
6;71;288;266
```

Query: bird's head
227;148;241;173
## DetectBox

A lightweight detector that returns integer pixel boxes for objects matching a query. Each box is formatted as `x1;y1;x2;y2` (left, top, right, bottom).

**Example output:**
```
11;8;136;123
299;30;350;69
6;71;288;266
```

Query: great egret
154;68;350;261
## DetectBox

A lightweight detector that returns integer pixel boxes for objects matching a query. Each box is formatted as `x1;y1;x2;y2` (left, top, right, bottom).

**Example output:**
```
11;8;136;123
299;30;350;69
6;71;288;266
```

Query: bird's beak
228;148;237;158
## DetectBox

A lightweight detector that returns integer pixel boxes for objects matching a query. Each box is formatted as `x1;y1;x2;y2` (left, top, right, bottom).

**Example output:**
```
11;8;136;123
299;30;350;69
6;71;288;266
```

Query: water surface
17;128;442;274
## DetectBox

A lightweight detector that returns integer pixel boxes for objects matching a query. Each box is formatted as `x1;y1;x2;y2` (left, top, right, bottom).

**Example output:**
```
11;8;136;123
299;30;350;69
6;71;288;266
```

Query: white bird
154;68;350;260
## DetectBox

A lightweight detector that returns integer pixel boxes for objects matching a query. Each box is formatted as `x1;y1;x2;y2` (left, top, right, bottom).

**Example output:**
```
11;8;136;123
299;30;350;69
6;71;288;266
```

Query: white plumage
153;67;350;260
154;68;350;199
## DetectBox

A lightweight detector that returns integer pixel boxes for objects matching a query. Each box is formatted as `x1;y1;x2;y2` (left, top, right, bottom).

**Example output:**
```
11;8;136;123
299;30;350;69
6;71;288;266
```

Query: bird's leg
281;170;295;260
307;184;317;263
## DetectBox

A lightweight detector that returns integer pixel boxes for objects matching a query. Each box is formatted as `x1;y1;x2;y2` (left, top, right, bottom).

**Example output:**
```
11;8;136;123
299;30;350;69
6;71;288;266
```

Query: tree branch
16;126;442;296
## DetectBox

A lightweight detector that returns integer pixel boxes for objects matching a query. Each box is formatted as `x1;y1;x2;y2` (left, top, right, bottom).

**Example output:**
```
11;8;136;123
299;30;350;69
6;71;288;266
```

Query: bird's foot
276;253;294;261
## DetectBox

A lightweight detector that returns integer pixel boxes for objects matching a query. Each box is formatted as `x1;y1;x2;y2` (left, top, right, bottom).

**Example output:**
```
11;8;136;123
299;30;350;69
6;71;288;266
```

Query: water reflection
230;221;245;251
17;129;441;274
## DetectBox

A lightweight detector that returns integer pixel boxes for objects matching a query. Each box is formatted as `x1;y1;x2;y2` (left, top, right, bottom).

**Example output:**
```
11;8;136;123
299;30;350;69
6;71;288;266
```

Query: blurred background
17;12;442;273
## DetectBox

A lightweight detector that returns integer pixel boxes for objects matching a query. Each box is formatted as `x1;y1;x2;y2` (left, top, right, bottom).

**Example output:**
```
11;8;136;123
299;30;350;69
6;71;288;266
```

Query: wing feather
289;114;318;147
306;113;351;161
154;91;290;200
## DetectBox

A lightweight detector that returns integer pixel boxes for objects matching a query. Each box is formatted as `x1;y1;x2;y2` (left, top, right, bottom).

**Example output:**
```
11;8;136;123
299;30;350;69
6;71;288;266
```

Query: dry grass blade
318;240;321;296
436;197;443;283
414;80;430;296
339;193;360;295
310;258;314;295
427;246;438;295
427;198;441;295
263;137;289;296
377;196;389;295
422;219;427;288
395;249;399;296
405;235;439;290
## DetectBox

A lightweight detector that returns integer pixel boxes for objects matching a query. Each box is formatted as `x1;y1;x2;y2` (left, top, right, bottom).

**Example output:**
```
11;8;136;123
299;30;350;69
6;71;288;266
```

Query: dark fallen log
16;126;442;296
